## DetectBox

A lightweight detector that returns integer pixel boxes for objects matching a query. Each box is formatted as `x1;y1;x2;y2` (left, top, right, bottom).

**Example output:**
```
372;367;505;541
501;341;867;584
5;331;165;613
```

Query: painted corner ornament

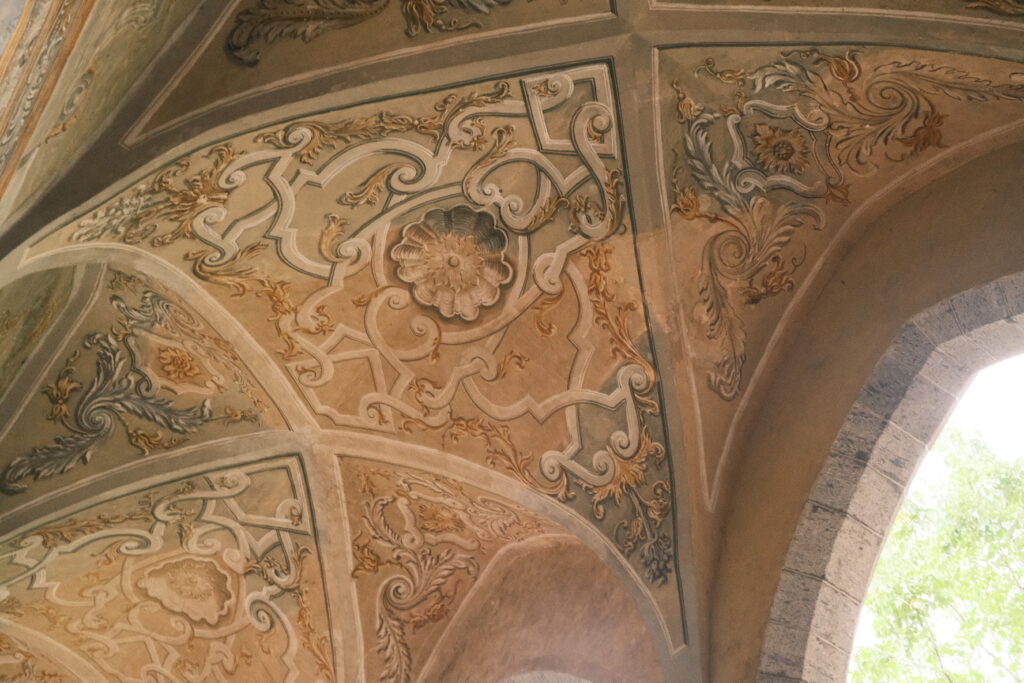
0;457;335;680
669;48;1024;402
1;276;263;494
965;0;1024;16
348;463;556;682
227;0;516;65
35;64;678;601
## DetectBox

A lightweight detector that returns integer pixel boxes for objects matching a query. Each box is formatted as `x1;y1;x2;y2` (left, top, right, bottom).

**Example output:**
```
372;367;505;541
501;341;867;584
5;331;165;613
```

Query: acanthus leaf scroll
965;0;1024;16
1;274;266;494
669;48;1024;402
347;463;555;683
43;65;679;593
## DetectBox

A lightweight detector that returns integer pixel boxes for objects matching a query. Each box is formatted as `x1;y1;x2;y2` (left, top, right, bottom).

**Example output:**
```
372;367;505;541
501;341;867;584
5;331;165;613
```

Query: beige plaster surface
420;535;667;683
1;3;1024;681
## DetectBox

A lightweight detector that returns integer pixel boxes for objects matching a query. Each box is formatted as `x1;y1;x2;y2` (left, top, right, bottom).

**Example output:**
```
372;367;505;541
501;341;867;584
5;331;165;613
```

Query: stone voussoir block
824;514;884;603
868;422;926;487
786;502;846;578
770;570;825;632
803;635;852;683
810;455;868;513
918;347;976;396
996;271;1024;318
888;374;956;443
967;317;1024;363
911;299;961;345
948;279;1007;333
808;580;861;651
829;401;886;464
846;463;905;534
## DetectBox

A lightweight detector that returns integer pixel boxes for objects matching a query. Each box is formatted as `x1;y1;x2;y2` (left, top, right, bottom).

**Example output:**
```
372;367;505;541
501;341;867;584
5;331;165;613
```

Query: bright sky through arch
851;351;1024;660
915;352;1024;490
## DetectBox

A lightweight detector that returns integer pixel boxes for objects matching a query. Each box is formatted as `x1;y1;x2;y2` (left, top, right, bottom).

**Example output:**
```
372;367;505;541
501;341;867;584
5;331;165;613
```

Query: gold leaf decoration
71;145;238;247
42;66;680;603
670;48;1024;401
257;81;511;164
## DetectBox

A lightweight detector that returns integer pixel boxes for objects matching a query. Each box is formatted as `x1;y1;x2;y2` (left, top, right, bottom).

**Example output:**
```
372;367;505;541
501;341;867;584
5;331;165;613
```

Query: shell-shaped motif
391;205;514;321
139;556;235;626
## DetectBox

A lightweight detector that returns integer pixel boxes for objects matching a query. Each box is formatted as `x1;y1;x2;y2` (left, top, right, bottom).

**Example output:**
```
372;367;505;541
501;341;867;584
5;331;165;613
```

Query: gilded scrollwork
0;275;266;494
346;463;554;683
40;65;678;603
72;145;238;248
669;48;1024;401
227;0;517;66
0;632;68;681
0;457;335;682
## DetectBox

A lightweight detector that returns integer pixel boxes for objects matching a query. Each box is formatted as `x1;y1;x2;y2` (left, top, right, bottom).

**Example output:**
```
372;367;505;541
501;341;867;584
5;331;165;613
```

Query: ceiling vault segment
1;49;694;682
1;2;1024;682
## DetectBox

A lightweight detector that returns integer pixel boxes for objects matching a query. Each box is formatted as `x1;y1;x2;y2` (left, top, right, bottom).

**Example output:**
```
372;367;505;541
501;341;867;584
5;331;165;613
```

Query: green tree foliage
850;428;1024;682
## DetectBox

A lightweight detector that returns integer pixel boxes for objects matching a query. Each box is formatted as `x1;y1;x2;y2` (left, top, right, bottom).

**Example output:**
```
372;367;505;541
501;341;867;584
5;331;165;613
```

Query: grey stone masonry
759;271;1024;683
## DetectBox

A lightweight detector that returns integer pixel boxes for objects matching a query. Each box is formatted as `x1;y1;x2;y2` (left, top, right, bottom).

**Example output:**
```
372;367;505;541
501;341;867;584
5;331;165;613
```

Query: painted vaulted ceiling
0;2;1022;682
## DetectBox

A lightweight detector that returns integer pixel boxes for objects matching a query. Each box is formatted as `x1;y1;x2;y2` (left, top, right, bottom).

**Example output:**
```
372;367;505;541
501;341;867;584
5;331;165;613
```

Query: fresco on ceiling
226;0;613;66
0;1;28;58
12;0;205;212
660;45;1024;504
657;0;1024;19
341;458;562;683
0;268;284;500
0;267;74;400
0;454;336;682
138;0;612;140
0;630;77;681
0;0;94;200
27;62;684;638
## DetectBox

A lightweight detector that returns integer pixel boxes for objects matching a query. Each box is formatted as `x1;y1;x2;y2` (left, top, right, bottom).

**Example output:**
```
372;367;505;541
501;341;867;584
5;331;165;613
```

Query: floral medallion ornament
417;501;466;534
391;205;513;321
751;124;811;175
157;346;203;381
139;556;235;626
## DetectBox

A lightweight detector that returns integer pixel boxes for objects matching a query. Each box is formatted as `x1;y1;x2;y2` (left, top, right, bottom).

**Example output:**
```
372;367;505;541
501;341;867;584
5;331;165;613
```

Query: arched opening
760;270;1024;682
849;354;1024;679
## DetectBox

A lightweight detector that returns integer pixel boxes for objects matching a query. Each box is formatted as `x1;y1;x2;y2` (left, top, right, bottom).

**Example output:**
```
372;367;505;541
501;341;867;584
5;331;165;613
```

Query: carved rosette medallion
139;555;236;626
392;205;513;321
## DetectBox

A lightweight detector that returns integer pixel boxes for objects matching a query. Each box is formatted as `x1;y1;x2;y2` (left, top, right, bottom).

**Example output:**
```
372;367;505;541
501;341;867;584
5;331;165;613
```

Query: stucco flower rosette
391;205;513;321
138;554;237;627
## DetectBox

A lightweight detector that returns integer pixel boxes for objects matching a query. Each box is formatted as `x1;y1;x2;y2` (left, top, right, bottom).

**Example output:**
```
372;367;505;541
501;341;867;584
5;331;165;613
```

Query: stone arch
759;269;1024;682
